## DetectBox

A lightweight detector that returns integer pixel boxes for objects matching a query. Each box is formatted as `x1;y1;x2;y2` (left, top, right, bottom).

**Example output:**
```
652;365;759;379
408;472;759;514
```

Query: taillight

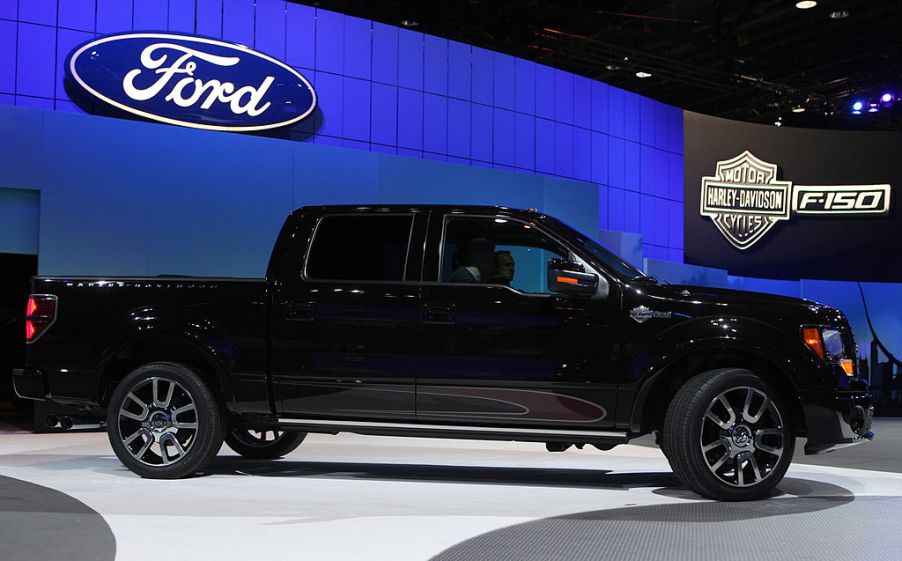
25;294;57;343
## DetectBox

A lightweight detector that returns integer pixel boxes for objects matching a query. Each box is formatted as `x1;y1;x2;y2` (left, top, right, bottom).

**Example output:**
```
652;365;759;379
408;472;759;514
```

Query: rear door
416;212;620;428
272;211;426;420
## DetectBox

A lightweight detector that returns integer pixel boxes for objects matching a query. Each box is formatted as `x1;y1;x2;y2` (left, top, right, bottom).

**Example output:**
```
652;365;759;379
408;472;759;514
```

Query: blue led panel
372;22;398;84
447;41;471;100
424;36;448;95
255;0;287;59
59;0;95;32
196;0;224;38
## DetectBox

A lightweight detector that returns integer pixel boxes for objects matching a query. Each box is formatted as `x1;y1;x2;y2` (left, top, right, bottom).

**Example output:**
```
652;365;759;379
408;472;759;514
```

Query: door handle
284;301;314;321
424;303;455;323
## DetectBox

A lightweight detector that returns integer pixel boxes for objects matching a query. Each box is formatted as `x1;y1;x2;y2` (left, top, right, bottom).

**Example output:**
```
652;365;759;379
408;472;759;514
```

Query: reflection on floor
1;428;902;561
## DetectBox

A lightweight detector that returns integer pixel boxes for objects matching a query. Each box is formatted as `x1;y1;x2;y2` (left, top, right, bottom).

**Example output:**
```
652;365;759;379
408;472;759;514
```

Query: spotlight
774;120;782;127
880;92;895;108
867;102;879;113
400;19;419;27
829;9;849;19
792;105;805;113
635;71;653;78
795;1;817;9
851;100;864;114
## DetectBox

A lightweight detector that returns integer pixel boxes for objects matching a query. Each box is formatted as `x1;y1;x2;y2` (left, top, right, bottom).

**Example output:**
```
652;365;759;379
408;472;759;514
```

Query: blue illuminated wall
0;0;684;261
2;4;900;411
0;104;598;277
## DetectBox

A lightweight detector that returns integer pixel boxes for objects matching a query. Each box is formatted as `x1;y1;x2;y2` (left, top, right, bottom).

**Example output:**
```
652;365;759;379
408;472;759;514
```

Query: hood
668;285;812;308
635;281;847;326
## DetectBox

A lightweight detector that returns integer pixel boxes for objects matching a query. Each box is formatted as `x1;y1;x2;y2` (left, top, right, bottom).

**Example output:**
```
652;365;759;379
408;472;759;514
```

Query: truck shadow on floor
206;456;681;489
204;457;852;502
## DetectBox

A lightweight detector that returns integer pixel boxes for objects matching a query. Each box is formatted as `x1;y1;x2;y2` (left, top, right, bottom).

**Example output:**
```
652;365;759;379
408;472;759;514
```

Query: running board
277;418;628;443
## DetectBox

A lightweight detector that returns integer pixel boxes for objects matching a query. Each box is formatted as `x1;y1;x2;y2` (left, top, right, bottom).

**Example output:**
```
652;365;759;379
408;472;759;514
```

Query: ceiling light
400;19;419;27
635;71;652;79
829;10;849;19
867;102;879;113
605;64;620;71
795;1;817;9
851;100;864;114
791;105;805;113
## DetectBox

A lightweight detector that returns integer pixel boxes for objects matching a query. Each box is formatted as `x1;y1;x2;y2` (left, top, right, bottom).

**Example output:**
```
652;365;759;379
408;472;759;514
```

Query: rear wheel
663;368;795;501
107;362;224;479
225;428;306;459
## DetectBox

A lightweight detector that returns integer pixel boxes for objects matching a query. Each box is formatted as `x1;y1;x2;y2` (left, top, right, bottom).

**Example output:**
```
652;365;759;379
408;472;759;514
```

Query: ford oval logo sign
66;32;316;132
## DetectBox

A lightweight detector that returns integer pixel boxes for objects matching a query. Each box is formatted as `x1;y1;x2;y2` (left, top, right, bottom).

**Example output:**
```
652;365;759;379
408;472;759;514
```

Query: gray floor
0;474;116;561
1;419;899;561
430;493;902;561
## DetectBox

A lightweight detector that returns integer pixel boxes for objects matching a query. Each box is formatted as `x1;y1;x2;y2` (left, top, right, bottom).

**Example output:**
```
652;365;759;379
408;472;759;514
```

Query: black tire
225;428;306;459
662;368;795;501
106;362;225;479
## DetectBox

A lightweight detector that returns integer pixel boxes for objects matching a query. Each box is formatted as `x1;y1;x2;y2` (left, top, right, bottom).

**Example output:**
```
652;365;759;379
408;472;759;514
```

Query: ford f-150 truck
14;205;873;500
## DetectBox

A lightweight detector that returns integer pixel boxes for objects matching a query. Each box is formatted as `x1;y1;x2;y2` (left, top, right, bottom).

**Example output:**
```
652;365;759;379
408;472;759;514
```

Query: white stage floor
2;429;902;561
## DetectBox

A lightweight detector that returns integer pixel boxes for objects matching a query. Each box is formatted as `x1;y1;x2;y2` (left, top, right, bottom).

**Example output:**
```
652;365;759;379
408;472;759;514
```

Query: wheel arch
96;334;235;410
629;343;807;439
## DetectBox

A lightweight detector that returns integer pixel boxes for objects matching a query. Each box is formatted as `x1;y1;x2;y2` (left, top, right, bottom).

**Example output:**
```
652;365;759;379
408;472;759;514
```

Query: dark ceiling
292;0;902;130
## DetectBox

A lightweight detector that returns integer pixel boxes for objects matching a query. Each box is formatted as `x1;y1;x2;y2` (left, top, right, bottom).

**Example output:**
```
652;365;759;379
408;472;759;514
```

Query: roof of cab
290;204;545;218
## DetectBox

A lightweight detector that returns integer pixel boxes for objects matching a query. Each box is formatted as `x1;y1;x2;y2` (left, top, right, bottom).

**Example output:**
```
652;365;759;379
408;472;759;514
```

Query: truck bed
23;275;269;407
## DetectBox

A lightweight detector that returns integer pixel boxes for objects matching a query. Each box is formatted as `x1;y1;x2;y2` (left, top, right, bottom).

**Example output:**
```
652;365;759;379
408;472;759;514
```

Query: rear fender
94;306;237;405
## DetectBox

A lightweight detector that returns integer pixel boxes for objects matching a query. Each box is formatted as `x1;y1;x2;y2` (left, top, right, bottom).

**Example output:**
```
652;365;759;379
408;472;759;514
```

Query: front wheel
225;428;306;459
663;368;795;501
106;362;225;479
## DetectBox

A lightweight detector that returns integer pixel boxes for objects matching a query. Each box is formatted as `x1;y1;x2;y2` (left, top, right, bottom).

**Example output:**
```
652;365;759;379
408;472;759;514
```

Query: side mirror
547;258;598;296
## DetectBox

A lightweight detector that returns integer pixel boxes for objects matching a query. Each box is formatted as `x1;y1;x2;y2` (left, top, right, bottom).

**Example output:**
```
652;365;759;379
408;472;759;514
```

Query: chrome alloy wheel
118;377;199;466
699;386;785;487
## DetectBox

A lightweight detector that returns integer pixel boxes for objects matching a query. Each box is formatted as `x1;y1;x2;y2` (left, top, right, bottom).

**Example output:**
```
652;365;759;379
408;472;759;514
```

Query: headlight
801;326;855;376
822;328;844;359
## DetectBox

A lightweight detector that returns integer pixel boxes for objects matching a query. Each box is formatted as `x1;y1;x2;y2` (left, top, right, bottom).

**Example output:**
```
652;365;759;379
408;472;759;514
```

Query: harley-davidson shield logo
700;151;792;250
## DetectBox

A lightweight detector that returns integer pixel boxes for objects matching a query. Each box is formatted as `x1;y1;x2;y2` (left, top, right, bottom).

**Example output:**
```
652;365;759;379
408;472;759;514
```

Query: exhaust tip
45;415;60;428
58;416;74;430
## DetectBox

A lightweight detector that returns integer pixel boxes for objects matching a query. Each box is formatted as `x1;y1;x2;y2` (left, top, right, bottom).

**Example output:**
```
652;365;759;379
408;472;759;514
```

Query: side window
306;215;413;281
441;217;567;294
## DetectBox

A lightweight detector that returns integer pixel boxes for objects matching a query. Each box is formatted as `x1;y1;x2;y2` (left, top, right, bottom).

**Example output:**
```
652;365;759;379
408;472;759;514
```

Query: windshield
544;217;645;281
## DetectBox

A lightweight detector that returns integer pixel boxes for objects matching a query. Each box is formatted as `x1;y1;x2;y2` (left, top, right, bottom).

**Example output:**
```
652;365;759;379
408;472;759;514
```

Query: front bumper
12;367;45;401
801;391;874;454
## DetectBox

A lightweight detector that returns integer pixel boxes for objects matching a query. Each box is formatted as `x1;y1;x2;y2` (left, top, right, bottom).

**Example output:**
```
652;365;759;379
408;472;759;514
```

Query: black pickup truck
14;205;873;500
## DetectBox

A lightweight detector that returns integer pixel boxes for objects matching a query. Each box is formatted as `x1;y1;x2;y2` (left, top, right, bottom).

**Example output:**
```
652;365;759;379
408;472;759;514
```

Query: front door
272;211;425;420
417;213;620;428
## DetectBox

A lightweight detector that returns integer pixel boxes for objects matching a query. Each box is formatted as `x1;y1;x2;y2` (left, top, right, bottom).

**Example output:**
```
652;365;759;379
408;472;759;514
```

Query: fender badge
631;306;672;323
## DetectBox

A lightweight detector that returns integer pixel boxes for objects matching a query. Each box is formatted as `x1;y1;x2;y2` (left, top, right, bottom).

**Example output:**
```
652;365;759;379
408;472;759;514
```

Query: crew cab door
271;211;426;420
416;213;619;428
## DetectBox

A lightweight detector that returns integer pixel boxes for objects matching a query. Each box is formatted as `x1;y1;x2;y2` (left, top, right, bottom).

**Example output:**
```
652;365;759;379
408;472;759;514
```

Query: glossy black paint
16;205;872;453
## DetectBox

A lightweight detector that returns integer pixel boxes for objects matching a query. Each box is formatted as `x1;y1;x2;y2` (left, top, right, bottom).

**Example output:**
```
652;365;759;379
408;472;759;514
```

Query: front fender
626;315;803;434
628;315;798;383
